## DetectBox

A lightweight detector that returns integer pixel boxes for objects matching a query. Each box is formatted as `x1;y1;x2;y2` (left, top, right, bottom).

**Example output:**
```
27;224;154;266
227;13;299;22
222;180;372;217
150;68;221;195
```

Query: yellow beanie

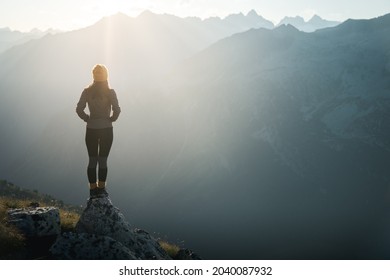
92;64;108;82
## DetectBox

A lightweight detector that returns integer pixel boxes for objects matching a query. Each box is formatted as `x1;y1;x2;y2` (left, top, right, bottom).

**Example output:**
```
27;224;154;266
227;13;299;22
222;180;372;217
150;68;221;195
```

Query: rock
7;207;60;238
133;228;171;260
75;197;136;247
50;232;137;260
175;248;202;260
4;193;194;259
74;196;170;260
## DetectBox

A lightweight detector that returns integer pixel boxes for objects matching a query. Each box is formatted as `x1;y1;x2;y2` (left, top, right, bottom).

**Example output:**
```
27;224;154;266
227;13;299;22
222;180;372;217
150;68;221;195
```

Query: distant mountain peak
113;12;131;18
308;14;340;26
94;12;132;28
275;23;300;33
247;9;259;17
280;15;306;25
29;28;43;34
309;14;322;21
246;9;271;23
278;14;340;32
137;10;157;19
0;27;12;32
225;12;245;19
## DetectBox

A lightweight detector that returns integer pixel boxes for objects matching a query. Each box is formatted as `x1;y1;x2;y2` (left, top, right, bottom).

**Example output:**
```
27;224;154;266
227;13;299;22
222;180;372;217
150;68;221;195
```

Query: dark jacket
76;84;121;129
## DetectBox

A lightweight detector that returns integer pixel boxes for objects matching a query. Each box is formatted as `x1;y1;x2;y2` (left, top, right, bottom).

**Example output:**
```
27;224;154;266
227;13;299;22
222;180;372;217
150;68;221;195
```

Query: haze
0;6;390;260
0;0;389;31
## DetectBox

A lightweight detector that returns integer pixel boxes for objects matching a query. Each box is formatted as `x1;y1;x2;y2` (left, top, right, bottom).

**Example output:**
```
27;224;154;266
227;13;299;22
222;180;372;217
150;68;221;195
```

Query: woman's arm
76;89;90;122
110;89;121;122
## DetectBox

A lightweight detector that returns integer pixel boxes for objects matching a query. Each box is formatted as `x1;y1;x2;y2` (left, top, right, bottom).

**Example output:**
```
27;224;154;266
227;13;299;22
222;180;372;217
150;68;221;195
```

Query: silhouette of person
76;64;121;198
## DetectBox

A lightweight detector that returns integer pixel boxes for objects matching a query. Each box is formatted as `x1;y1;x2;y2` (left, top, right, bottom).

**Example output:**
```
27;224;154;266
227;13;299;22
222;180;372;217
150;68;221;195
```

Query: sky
0;0;389;32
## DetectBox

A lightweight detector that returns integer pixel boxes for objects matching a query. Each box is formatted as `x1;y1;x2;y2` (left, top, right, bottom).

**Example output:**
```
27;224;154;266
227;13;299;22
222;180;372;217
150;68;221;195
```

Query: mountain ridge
149;13;390;258
0;26;60;53
0;10;342;54
277;14;340;32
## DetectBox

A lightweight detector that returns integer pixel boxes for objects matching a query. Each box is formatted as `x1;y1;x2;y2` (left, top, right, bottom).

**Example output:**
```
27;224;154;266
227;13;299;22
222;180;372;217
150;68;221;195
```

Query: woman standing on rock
76;64;121;198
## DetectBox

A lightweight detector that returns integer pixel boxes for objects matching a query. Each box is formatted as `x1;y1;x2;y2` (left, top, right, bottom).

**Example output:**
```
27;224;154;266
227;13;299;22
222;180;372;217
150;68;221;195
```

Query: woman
76;64;121;198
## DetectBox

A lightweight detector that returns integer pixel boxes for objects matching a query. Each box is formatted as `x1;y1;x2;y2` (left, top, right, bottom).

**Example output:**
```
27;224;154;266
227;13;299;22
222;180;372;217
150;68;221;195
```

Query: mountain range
0;11;339;54
277;14;340;32
0;11;389;259
0;27;59;53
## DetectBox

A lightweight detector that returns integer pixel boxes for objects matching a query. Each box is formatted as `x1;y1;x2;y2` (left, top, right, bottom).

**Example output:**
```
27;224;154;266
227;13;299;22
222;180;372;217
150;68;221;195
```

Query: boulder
7;206;60;238
74;196;170;260
50;232;137;260
133;228;171;260
75;197;136;246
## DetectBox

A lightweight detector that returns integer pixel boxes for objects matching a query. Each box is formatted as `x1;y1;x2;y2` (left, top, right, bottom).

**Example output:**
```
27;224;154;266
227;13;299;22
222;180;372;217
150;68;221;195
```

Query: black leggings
85;127;113;183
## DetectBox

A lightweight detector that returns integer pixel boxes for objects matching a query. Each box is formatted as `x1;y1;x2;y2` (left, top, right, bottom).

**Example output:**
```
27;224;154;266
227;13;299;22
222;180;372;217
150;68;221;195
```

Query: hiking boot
96;187;109;198
89;188;100;198
89;187;108;199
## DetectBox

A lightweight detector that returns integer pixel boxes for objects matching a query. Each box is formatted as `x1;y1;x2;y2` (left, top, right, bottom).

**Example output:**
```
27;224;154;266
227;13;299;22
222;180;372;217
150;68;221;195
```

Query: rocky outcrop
50;232;137;260
7;206;60;238
75;196;136;248
50;196;171;260
133;228;171;260
5;192;196;259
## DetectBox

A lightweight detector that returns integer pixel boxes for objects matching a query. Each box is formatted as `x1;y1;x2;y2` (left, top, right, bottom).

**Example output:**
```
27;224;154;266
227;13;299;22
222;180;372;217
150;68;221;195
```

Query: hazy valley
0;11;389;259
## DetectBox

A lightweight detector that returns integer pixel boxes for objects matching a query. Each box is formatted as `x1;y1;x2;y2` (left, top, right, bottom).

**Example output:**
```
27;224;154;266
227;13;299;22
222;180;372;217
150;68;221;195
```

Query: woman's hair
92;64;108;82
89;80;109;89
88;64;111;100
